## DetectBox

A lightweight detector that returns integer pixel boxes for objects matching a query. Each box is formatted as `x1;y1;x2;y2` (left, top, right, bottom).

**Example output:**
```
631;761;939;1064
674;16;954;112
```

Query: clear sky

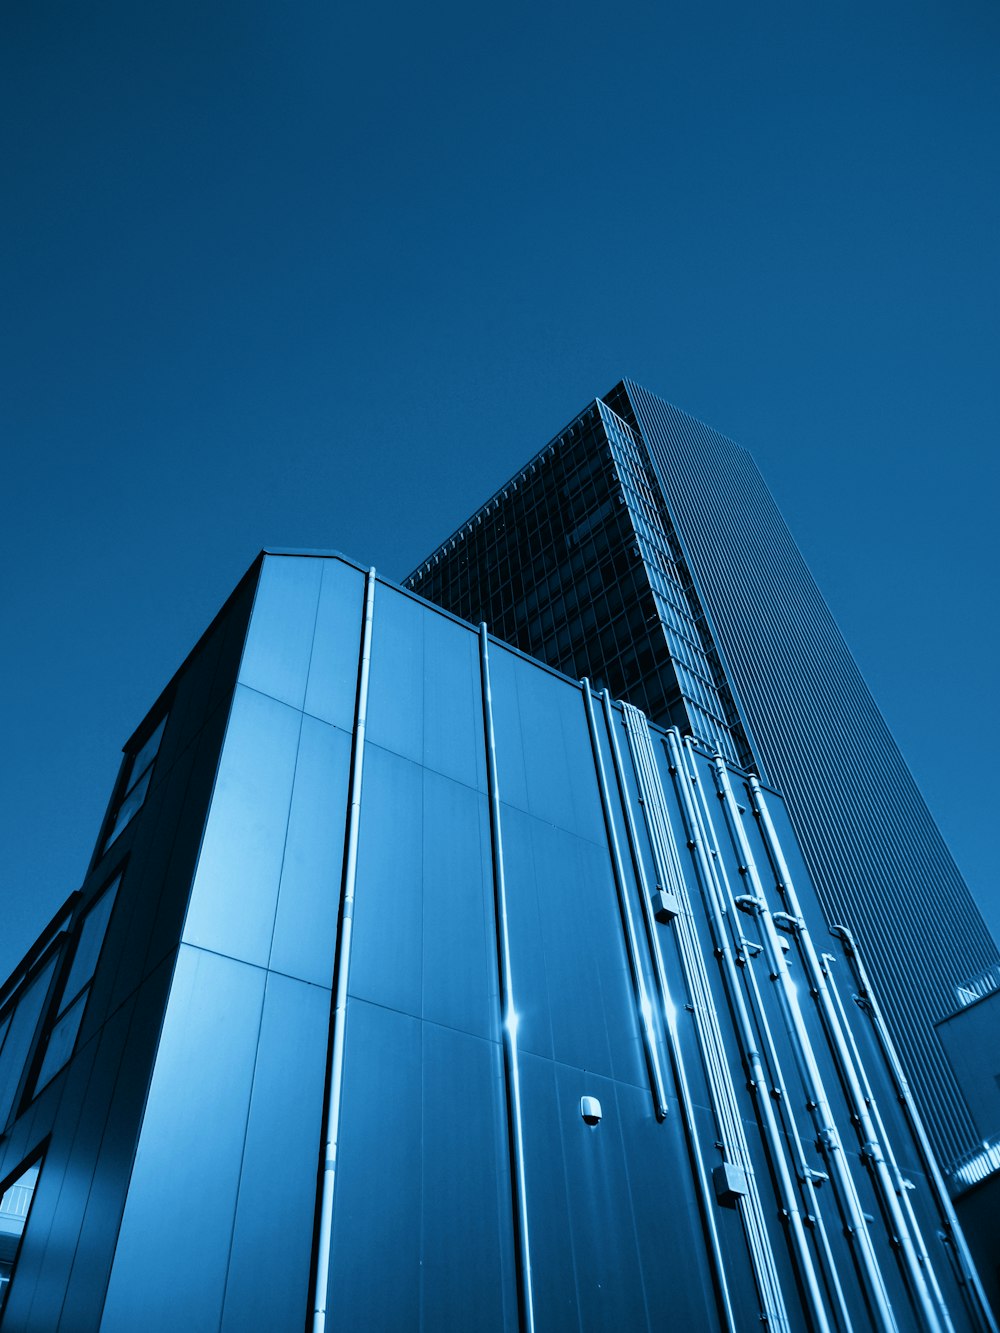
2;0;998;984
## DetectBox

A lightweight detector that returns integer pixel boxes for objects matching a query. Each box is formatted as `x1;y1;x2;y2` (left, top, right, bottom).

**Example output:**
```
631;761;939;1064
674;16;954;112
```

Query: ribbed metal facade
407;381;1000;1176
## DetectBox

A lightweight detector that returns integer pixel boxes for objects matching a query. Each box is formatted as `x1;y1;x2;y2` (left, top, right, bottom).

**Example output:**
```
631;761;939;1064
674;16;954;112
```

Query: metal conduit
621;708;752;1266
663;728;791;1332
748;773;961;1333
739;946;857;1333
658;730;788;1331
581;680;669;1119
606;697;737;1333
700;758;833;1333
830;924;999;1333
312;567;377;1333
705;756;899;1333
822;953;955;1332
753;780;954;1333
678;737;833;1331
479;625;536;1333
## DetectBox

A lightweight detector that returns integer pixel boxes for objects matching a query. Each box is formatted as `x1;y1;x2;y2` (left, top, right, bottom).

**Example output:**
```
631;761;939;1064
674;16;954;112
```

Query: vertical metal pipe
822;952;954;1332
831;923;999;1333
684;741;832;1333
480;625;536;1333
740;946;857;1333
624;706;762;1328
311;567;377;1333
707;755;899;1333
581;680;669;1119
664;729;791;1333
602;693;737;1333
750;774;963;1333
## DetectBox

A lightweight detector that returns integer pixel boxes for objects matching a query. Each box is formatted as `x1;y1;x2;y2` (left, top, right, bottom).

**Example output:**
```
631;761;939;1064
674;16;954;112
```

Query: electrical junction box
712;1162;748;1206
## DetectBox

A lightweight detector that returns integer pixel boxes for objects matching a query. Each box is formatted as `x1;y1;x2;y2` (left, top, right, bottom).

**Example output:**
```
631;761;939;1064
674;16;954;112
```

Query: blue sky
2;0;998;982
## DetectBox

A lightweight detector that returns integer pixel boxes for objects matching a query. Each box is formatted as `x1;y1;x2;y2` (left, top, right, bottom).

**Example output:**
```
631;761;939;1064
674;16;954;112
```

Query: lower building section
0;553;994;1331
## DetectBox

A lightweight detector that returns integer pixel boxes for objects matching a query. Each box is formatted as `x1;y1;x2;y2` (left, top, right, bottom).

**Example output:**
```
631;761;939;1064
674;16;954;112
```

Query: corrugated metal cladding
4;552;987;1331
605;380;1000;1172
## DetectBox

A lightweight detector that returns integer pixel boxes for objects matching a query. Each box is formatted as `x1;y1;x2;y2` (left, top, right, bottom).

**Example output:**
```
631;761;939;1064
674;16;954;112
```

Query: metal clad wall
618;379;999;1170
5;552;990;1330
100;556;361;1332
0;574;256;1333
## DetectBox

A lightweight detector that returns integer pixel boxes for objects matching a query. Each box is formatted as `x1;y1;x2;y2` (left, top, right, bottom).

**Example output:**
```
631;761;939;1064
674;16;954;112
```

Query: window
102;714;167;852
0;1158;42;1315
0;952;61;1129
31;875;122;1095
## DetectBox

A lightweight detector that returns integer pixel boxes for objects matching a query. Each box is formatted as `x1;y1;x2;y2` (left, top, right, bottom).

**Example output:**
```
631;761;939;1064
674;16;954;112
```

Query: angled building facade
0;551;994;1330
405;380;1000;1184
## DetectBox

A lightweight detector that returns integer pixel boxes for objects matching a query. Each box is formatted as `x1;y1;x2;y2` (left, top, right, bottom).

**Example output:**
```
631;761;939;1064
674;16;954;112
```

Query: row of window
0;712;169;1315
0;871;122;1131
412;424;619;600
0;874;119;1318
0;1157;40;1316
0;713;168;1131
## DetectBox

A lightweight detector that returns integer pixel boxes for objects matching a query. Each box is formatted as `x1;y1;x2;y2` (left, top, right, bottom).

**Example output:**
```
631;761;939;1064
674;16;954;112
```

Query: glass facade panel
61;876;120;1003
33;991;86;1093
102;711;168;853
28;875;122;1095
0;954;58;1126
129;715;166;785
103;765;151;847
0;1160;41;1315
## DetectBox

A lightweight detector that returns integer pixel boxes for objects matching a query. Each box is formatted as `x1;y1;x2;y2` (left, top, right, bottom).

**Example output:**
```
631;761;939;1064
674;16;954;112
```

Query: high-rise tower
405;380;1000;1178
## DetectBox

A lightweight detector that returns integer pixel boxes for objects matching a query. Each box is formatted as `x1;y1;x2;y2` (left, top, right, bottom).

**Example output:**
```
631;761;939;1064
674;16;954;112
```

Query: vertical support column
581;680;669;1119
311;567;377;1333
604;694;737;1333
479;625;536;1333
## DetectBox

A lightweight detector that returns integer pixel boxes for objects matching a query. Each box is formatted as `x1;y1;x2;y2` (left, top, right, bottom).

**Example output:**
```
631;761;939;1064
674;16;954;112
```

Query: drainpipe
480;626;536;1333
311;567;376;1333
602;693;737;1333
582;681;669;1119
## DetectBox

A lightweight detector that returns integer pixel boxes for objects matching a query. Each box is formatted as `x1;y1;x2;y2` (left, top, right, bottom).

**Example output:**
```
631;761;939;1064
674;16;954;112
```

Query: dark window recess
0;1157;42;1313
0;947;63;1128
31;875;122;1095
102;714;167;851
